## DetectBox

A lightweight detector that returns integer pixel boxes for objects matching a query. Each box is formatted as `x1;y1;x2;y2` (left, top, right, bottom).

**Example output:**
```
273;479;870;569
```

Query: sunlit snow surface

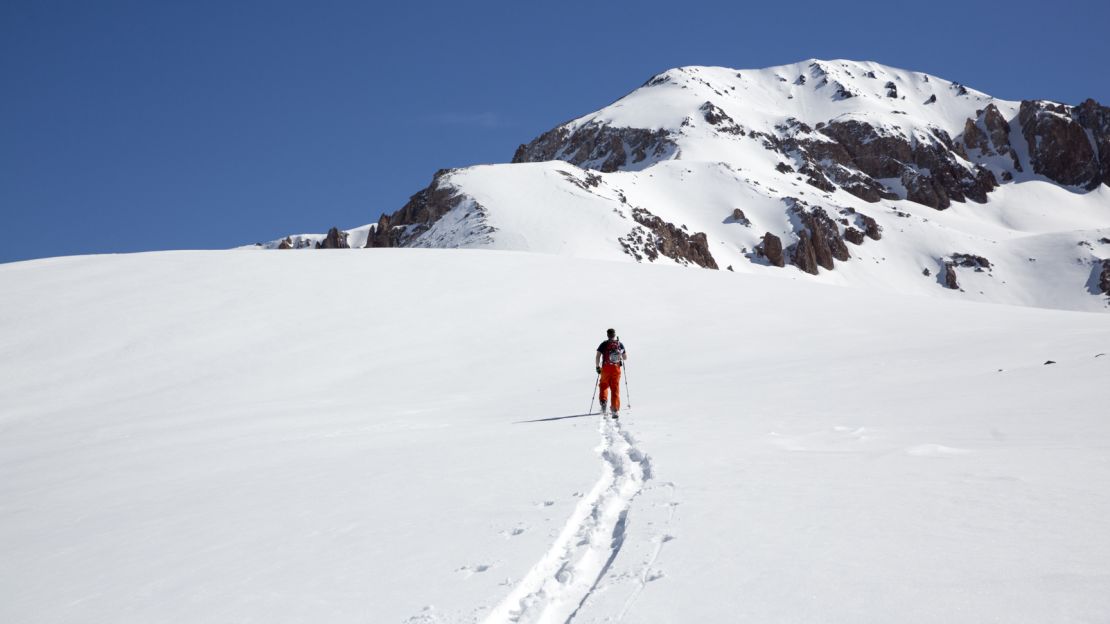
2;249;1108;623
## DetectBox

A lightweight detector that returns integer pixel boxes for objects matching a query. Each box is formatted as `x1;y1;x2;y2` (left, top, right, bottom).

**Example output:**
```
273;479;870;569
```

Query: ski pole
623;361;632;410
588;372;600;415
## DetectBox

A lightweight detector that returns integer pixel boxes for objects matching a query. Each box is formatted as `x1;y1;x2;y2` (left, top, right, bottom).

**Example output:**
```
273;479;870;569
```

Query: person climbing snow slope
595;328;627;419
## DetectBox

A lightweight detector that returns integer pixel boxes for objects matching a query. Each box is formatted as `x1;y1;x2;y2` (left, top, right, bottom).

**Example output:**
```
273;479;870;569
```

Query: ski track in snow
482;417;654;624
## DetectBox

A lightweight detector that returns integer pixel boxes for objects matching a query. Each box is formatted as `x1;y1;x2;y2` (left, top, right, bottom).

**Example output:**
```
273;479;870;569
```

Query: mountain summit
260;60;1110;311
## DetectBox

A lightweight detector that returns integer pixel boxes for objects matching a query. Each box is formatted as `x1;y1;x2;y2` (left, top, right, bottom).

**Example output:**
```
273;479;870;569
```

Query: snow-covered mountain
259;60;1110;311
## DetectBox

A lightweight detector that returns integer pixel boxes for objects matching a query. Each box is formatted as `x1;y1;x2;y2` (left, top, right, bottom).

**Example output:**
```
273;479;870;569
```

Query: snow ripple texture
483;418;653;624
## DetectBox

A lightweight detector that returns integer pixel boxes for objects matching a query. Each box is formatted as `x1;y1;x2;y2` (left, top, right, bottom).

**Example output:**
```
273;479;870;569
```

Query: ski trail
482;418;652;624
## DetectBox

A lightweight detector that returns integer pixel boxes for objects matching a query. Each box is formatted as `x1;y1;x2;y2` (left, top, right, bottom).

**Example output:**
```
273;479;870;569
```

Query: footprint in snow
455;564;493;579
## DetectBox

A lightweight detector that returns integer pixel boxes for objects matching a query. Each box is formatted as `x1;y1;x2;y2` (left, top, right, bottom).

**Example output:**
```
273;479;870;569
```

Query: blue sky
2;0;1108;263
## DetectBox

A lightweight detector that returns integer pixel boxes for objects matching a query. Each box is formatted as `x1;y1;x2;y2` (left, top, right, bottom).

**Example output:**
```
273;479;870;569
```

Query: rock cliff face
512;123;676;172
365;170;467;248
812;120;997;209
962;103;1023;174
757;115;1004;210
786;201;852;275
1019;99;1110;189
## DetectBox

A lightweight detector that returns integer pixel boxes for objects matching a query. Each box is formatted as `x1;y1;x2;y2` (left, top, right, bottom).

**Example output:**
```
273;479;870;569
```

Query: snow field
2;249;1109;623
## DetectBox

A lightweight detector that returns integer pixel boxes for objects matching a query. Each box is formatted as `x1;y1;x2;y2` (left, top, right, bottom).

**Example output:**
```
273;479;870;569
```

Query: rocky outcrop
792;234;819;275
961;103;1019;171
365;170;468;248
730;208;751;226
858;213;882;240
844;227;865;245
315;227;349;249
817;120;997;209
276;236;313;250
699;101;745;135
940;254;992;290
619;208;718;269
962;117;990;153
770;116;998;208
943;263;960;289
766;128;894;202
1076;99;1110;188
557;169;603;191
512;122;676;172
827;165;896;202
1098;259;1110;296
786;201;851;274
950;253;992;271
758;232;785;267
1019;99;1110;189
982;104;1021;171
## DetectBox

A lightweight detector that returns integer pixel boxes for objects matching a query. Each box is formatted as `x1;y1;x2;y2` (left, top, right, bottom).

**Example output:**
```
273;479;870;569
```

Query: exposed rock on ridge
699;101;746;135
815;120;997;209
316;227;350;249
512;122;676;172
365;170;468;248
1019;99;1110;189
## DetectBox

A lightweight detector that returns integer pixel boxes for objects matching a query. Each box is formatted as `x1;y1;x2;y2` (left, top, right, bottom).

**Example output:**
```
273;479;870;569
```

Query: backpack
600;340;624;366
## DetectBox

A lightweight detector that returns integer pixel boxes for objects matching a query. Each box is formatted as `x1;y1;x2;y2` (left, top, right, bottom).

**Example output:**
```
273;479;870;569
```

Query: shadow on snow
514;413;597;424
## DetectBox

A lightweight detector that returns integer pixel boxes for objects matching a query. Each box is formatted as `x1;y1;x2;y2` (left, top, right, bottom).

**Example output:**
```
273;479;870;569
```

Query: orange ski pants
599;364;622;411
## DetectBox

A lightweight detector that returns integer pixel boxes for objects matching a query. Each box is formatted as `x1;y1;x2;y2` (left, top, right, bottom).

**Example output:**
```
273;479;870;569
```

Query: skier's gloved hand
596;366;602;374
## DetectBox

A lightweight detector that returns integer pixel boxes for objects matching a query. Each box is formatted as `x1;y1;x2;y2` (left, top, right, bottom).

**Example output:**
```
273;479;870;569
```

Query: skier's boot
599;400;608;415
611;410;619;420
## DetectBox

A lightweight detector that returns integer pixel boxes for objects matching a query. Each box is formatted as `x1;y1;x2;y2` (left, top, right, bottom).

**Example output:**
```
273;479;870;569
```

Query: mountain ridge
254;59;1110;311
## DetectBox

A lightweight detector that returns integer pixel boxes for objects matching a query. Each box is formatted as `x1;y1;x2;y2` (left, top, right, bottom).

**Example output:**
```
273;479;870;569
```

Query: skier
595;328;627;418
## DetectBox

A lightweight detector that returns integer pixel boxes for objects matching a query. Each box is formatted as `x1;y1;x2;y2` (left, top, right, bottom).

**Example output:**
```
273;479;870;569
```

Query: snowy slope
261;60;1110;312
3;249;1109;623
